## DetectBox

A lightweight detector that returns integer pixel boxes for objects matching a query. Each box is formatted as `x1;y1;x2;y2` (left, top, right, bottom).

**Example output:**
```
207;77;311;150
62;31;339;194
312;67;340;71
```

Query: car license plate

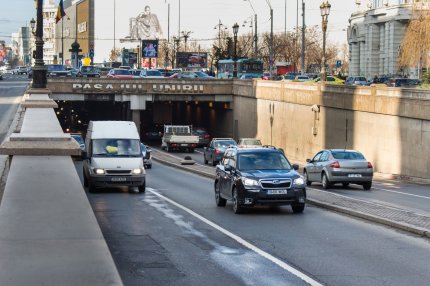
181;144;188;146
111;177;127;182
348;174;362;178
267;189;288;195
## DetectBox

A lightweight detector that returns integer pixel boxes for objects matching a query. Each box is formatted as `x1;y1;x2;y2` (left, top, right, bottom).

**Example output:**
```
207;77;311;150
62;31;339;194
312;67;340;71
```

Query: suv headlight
293;177;305;186
242;178;259;187
94;168;105;175
132;168;143;175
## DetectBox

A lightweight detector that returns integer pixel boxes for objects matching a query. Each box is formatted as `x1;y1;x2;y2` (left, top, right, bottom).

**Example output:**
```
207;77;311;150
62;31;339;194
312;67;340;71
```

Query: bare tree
109;48;121;62
399;9;430;69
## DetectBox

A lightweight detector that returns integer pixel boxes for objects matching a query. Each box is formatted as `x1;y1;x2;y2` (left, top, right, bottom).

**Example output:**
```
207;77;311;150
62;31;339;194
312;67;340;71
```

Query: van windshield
92;139;141;157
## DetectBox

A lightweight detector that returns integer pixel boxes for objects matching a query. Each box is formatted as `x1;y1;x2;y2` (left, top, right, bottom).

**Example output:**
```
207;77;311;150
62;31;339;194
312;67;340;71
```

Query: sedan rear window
332;151;365;160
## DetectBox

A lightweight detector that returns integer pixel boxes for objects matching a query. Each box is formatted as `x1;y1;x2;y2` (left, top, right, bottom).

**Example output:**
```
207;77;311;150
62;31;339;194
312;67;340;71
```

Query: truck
161;125;199;153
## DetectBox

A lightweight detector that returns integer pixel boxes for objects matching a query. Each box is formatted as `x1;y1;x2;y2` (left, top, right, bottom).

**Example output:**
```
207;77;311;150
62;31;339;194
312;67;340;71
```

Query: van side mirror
292;164;299;171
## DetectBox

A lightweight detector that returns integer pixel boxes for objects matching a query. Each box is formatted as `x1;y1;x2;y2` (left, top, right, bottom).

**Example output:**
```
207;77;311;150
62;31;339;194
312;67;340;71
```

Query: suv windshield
92;139;141;157
238;152;292;170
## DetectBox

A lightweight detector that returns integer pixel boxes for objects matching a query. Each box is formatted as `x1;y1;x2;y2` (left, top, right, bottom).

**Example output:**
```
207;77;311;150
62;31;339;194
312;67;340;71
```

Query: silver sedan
304;149;373;190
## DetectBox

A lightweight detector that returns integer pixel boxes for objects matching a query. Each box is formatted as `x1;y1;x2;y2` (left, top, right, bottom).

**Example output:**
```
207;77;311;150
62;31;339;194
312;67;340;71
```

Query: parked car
385;78;420;88
345;76;368;86
78;65;101;77
214;146;306;214
17;66;29;75
139;69;164;78
203;138;237;166
239;74;261;80
170;71;199;79
237;138;262;148
303;149;373;190
193;71;215;79
140;143;152;169
107;68;134;79
295;75;311;82
130;69;143;78
192;127;210;146
314;76;345;84
66;67;79;77
46;64;72;77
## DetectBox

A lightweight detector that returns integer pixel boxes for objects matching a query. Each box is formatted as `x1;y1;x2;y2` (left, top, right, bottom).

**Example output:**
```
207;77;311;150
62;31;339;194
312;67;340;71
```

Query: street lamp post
320;0;331;81
233;23;239;79
181;31;192;52
32;0;47;89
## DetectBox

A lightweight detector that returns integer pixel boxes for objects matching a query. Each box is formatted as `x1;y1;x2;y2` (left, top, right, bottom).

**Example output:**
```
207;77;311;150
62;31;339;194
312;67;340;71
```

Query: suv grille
260;179;292;189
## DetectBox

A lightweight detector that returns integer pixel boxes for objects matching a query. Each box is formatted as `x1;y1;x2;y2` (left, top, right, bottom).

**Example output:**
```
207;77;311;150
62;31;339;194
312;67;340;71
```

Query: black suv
215;147;306;214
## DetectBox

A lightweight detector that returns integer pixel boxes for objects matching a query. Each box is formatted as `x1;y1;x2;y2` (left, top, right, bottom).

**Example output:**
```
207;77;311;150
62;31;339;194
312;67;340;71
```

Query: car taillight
204;134;210;139
215;149;219;155
192;144;196;147
367;162;373;168
329;161;340;168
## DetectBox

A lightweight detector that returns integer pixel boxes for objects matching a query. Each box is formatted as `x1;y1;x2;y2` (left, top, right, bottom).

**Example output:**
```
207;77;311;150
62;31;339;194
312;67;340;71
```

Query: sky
0;0;357;61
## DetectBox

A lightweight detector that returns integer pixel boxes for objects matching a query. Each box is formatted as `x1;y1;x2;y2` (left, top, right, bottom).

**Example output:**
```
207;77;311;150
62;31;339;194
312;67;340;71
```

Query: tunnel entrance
54;99;233;141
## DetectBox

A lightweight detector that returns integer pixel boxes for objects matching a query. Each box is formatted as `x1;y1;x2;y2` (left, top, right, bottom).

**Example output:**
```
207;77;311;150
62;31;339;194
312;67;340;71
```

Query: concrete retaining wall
233;80;430;179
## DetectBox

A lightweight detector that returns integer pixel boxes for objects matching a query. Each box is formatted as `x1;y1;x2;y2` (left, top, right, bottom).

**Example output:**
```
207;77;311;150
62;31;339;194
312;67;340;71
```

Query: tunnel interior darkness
54;100;232;141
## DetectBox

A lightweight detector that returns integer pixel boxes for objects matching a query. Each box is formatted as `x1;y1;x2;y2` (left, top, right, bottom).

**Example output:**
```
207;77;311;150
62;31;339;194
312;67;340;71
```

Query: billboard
176;52;208;68
141;39;159;58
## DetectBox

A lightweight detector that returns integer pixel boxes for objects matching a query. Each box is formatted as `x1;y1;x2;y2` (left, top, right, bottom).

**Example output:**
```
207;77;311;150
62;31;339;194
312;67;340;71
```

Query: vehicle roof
228;147;282;154
212;138;235;141
327;149;361;153
89;121;139;139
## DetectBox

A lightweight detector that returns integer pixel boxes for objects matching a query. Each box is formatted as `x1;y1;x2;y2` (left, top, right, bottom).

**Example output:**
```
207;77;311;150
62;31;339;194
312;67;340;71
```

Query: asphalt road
150;145;430;217
75;160;430;286
0;75;29;143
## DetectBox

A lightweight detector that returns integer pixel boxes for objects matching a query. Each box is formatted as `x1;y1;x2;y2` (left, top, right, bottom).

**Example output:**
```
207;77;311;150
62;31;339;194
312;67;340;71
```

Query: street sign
336;60;342;68
89;49;94;58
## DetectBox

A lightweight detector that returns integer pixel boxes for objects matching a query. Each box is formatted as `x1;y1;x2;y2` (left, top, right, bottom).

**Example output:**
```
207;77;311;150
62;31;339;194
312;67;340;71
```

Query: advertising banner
176;52;208;68
141;40;159;58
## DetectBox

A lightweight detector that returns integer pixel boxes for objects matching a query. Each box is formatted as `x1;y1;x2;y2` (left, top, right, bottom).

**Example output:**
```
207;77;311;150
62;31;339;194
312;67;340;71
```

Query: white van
83;121;146;193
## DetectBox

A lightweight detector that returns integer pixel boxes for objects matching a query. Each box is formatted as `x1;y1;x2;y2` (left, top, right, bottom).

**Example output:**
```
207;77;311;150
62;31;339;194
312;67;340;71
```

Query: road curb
152;154;430;239
307;198;430;239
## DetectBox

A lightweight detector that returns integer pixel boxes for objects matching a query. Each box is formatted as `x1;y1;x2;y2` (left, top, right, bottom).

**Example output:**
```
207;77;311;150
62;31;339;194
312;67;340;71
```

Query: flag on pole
55;0;66;24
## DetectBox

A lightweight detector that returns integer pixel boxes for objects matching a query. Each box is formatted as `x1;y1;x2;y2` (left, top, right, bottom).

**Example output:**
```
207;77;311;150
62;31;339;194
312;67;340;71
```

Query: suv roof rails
262;145;278;150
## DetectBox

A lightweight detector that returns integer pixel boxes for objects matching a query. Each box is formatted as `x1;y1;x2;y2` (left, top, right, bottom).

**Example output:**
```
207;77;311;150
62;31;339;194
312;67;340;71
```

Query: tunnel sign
72;83;204;94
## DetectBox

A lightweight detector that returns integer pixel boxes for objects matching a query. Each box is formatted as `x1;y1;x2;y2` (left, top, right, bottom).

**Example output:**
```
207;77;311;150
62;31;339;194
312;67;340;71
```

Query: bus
217;58;264;79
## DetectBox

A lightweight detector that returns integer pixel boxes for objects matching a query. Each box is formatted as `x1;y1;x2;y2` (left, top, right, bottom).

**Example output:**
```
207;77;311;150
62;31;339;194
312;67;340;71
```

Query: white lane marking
194;150;204;154
372;187;430;200
147;188;323;286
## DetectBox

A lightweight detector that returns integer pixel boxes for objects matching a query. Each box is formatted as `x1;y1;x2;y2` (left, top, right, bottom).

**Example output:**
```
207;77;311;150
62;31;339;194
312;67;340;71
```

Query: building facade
348;0;429;79
43;0;57;64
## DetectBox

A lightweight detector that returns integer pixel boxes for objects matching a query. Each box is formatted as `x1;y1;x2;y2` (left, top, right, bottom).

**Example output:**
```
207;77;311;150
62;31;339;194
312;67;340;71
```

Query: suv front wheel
232;188;243;214
291;203;305;213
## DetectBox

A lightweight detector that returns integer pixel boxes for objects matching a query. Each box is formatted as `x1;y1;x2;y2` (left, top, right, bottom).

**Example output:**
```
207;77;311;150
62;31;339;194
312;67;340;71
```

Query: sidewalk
151;149;430;239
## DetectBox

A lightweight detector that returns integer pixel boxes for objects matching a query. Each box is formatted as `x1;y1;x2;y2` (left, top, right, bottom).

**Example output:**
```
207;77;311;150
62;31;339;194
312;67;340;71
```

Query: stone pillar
132;110;141;135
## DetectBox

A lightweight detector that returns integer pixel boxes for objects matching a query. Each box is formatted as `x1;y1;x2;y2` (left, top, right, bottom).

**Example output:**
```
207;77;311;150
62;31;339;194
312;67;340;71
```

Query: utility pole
301;0;305;75
254;13;258;58
270;7;274;79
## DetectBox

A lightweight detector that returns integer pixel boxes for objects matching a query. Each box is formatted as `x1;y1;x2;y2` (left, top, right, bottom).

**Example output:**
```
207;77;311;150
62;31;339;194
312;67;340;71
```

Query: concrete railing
0;92;123;285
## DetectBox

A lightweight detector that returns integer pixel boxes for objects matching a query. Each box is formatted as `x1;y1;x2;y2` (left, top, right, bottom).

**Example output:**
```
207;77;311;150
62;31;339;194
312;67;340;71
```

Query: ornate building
348;0;429;79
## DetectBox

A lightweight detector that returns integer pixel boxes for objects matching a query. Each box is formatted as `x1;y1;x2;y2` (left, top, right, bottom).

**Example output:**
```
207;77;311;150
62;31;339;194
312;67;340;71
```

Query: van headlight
242;178;259;187
132;168;143;175
94;168;105;175
294;177;305;186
